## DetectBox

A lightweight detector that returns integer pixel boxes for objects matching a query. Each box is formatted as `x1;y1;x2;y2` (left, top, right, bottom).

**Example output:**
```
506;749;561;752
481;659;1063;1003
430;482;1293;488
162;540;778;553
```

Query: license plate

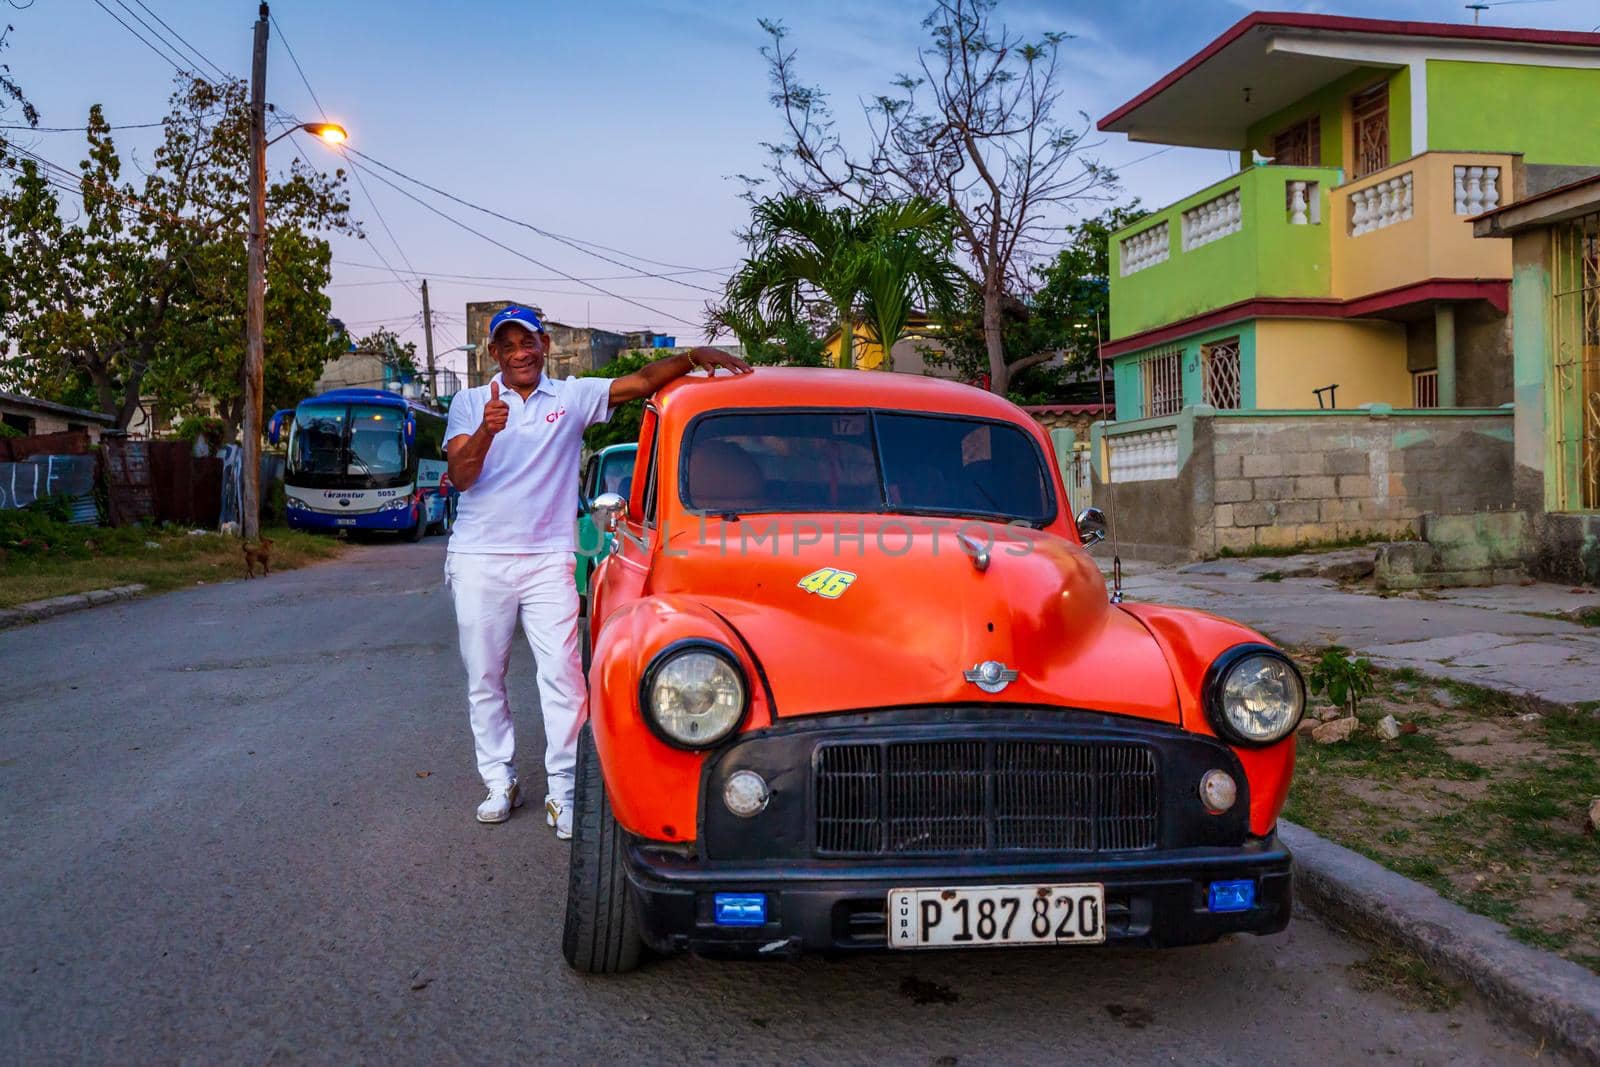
887;883;1106;949
335;518;356;526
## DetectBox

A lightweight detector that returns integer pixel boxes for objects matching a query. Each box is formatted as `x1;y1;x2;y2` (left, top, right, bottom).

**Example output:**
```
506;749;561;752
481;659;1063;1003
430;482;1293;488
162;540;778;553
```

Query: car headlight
1203;645;1305;746
641;641;748;748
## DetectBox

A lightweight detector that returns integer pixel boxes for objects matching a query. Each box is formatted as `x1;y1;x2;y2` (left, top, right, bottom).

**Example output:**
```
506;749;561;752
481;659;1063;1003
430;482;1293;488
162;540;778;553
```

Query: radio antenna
1094;311;1123;603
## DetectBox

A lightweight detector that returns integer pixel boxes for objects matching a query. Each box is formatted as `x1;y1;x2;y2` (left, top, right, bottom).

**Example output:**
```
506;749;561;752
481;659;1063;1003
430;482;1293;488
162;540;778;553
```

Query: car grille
815;739;1160;855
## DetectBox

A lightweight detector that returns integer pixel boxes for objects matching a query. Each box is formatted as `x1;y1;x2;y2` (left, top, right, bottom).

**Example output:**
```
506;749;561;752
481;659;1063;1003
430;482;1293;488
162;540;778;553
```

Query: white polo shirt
444;372;612;554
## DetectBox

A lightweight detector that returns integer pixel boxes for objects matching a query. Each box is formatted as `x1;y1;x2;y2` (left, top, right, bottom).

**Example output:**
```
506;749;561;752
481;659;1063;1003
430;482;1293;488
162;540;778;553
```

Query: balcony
1109;154;1522;347
1329;151;1516;302
1110;164;1341;340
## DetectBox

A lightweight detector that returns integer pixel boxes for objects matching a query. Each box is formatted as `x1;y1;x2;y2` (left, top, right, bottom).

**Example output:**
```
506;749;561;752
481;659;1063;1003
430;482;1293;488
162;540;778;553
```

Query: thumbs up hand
482;380;510;436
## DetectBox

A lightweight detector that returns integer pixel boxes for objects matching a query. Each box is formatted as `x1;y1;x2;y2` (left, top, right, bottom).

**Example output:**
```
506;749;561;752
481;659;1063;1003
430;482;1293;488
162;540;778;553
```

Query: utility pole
420;279;437;400
241;2;270;542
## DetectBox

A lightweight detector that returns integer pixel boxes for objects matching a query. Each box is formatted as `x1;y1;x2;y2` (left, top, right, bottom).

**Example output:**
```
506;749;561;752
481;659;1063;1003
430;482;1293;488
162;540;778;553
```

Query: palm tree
714;194;957;369
856;201;962;370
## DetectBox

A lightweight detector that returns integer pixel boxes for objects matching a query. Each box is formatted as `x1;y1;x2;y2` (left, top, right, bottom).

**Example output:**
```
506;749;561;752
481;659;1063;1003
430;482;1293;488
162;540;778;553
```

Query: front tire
404;496;426;542
562;724;643;974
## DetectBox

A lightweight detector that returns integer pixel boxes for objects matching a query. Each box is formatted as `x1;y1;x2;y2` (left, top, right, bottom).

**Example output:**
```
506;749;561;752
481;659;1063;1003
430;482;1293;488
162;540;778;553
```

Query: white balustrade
1348;171;1413;235
1454;164;1502;215
1181;187;1242;250
1287;181;1310;224
1119;220;1170;276
1106;426;1180;483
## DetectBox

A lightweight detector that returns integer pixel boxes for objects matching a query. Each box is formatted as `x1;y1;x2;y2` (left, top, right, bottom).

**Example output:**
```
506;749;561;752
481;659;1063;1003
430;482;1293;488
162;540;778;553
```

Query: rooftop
1097;11;1600;150
0;391;114;424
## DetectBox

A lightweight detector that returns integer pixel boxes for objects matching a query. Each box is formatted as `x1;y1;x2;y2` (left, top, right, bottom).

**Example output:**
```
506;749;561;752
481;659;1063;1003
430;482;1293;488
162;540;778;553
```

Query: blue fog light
1208;880;1256;913
713;893;767;926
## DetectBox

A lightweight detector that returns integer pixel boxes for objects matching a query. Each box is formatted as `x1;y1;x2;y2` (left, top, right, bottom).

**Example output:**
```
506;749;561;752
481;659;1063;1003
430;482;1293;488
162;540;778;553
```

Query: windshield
680;410;1055;524
287;402;410;488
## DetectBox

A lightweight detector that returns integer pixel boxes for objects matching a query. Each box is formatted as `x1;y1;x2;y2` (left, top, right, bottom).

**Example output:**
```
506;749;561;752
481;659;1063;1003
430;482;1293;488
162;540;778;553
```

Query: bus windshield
287;402;411;488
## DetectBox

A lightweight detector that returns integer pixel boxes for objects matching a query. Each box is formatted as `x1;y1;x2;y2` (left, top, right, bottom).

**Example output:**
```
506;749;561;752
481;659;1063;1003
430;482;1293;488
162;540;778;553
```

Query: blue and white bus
269;388;455;539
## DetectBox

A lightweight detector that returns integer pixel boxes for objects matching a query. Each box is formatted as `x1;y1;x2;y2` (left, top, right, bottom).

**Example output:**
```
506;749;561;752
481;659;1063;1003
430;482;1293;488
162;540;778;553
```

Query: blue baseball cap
489;305;546;340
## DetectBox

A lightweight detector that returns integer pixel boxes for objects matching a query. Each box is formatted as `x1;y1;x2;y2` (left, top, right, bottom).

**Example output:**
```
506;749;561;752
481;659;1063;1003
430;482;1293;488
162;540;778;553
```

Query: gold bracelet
687;351;702;370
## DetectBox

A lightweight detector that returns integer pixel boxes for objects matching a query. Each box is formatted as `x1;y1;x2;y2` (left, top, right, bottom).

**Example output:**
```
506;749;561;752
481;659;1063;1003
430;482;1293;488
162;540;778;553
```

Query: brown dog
242;538;273;579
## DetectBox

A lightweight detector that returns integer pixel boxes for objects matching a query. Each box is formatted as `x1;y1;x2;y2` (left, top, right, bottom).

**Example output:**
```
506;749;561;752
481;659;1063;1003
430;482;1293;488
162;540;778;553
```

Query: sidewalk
1104;550;1600;706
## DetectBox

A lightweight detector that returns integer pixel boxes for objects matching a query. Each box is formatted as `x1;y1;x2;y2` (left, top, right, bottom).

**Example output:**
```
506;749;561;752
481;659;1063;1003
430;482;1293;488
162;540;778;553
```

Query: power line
267;11;424;318
329;258;734;283
89;0;196;78
341;145;729;289
0;121;167;132
124;0;232;81
340;160;704;329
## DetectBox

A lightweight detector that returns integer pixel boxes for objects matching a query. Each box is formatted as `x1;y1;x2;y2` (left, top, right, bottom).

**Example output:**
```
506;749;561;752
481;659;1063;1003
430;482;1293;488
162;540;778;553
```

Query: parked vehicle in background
563;367;1304;973
576;442;637;603
270;388;455;540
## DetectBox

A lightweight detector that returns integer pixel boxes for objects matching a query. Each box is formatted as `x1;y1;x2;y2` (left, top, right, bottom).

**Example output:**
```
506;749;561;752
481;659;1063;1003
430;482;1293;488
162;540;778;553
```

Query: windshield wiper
343;447;371;476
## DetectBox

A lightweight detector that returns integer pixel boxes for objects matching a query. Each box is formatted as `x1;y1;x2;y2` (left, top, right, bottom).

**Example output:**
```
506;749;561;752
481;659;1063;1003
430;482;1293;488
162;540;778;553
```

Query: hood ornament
956;531;990;572
964;660;1018;694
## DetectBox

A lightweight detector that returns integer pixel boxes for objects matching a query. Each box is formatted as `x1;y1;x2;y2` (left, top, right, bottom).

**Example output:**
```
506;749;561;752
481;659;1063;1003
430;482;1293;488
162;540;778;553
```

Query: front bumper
624;834;1293;958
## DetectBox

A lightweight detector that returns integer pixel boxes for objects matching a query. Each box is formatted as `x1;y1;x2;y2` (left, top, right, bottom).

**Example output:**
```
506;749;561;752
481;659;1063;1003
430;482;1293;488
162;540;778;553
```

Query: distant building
544;322;627;379
0;392;113;444
822;313;962;379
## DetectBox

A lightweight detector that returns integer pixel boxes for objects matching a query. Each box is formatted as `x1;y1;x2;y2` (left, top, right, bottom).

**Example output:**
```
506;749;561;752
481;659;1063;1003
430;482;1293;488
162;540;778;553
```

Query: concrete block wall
1094;408;1515;560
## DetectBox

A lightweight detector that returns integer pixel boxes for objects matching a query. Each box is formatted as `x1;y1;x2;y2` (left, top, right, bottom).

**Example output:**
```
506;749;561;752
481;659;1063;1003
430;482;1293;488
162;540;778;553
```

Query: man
444;306;751;835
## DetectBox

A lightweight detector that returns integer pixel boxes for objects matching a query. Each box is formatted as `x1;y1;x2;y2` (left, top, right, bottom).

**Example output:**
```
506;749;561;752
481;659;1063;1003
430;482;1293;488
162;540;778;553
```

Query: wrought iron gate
1551;212;1600;511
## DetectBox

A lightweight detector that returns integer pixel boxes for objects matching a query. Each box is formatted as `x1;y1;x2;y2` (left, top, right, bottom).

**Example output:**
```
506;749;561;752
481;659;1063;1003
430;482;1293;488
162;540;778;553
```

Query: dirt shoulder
1284;652;1600;975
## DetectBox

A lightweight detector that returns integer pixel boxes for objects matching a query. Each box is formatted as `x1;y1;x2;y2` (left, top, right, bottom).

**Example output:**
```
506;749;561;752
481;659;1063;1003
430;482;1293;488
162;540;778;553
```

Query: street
0;542;1561;1065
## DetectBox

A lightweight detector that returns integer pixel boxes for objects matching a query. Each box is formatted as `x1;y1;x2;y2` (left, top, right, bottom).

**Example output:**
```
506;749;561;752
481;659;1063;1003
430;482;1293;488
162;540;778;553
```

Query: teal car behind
576;443;637;601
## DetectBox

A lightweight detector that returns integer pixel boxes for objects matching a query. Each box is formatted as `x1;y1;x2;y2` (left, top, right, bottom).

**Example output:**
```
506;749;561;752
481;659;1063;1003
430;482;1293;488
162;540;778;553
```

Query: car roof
597;442;638;456
652;367;1027;424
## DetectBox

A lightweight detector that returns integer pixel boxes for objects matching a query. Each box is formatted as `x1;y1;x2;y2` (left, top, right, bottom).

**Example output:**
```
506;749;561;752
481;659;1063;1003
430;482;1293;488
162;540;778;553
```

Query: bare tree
759;0;1117;392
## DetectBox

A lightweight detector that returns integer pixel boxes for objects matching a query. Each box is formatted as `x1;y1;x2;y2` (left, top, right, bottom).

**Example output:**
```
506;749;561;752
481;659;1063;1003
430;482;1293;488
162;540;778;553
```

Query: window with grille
1139;348;1183;418
1351;82;1389;179
1201;338;1242;409
1271;117;1320;167
1412;369;1439;409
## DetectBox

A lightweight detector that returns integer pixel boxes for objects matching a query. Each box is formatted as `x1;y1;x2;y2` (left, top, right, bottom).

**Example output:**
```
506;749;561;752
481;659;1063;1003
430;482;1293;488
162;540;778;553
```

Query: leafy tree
354;325;419;379
712;193;957;368
0;77;354;438
0;22;37;139
926;203;1146;401
757;1;1117;393
580;350;657;451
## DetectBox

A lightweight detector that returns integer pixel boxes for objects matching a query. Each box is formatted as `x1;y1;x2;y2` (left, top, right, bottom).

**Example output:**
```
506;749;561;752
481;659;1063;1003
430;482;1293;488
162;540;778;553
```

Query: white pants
445;551;584;804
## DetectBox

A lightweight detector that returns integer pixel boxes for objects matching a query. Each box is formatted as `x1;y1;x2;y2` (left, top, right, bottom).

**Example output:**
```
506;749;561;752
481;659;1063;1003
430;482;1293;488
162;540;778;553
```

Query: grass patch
1289;649;1600;974
1348;947;1464;1011
0;515;345;608
1255;570;1284;582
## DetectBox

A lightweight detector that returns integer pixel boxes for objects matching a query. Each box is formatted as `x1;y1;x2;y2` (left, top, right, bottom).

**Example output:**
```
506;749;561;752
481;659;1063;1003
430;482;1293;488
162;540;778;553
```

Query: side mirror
590;491;626;534
1076;507;1107;548
404;413;416;446
267;408;294;445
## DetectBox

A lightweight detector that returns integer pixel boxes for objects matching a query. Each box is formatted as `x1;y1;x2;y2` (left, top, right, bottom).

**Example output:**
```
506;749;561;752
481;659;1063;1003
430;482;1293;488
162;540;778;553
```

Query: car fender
588;594;772;843
1117;603;1297;837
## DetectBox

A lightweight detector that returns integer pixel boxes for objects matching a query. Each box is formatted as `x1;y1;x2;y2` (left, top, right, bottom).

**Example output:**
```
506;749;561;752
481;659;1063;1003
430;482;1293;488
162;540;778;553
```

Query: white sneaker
545;796;573;840
477;779;523;824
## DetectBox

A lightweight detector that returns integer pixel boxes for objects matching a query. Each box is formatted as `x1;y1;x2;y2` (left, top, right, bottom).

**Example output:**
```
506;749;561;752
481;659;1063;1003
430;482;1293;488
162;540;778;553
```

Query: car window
598;450;634;499
681;409;1054;523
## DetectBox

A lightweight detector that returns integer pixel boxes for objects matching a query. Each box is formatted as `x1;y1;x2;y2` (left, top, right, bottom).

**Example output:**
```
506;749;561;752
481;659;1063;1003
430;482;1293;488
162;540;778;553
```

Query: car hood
649;515;1179;723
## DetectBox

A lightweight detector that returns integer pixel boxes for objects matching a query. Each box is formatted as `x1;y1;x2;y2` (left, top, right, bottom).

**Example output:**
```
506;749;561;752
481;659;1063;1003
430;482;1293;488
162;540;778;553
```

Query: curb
1283;820;1600;1064
0;584;146;631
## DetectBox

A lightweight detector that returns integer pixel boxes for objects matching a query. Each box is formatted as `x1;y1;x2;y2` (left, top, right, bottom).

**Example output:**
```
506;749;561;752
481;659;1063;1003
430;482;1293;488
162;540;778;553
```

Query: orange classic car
562;368;1304;973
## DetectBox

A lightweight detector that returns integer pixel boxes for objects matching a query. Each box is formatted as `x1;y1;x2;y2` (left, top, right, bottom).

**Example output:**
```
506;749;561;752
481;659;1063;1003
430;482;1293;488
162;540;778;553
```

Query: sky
4;0;1599;382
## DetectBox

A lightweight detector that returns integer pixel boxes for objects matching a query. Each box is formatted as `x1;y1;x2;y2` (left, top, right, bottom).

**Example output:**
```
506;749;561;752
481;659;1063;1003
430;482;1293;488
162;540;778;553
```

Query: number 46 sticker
797;567;857;599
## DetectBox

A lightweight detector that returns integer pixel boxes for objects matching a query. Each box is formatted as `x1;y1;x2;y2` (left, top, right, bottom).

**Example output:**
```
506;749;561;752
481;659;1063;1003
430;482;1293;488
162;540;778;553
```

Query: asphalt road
0;541;1563;1065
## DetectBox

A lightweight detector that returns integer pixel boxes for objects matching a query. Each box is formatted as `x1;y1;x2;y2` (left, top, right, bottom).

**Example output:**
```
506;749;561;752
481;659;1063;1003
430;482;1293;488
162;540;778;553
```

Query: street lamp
266;121;347;148
241;1;347;541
